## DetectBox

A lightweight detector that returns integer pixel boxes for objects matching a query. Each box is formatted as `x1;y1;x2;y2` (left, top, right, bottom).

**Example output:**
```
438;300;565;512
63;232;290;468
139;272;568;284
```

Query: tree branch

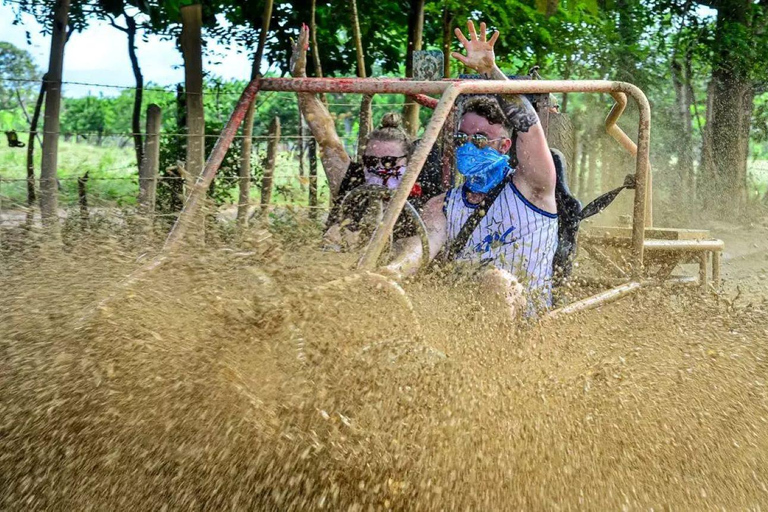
105;14;128;33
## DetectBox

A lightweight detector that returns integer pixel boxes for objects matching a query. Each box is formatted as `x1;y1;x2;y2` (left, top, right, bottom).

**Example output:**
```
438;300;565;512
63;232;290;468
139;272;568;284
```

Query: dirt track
1;221;767;510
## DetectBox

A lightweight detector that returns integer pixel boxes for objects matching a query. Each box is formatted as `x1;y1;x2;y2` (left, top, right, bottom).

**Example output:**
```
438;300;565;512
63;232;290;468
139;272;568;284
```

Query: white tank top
443;174;559;311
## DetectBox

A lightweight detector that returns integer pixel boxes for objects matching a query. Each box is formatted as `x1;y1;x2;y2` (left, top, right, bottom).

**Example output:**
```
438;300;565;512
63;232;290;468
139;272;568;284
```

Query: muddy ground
1;217;768;510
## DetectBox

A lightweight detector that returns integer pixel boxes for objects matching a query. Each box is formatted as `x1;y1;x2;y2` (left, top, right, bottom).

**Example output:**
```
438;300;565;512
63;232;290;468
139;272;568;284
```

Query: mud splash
2;225;768;510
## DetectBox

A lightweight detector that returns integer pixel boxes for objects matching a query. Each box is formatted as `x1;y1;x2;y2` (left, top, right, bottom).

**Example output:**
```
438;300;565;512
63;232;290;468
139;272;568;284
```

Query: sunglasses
454;132;505;149
362;155;407;170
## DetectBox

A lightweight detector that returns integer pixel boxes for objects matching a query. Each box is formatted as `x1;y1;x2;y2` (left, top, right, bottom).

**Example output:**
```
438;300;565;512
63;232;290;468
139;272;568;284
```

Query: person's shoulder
425;191;448;212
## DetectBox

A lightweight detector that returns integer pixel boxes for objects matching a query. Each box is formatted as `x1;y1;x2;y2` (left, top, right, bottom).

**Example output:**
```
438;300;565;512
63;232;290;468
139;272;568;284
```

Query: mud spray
2;221;768;510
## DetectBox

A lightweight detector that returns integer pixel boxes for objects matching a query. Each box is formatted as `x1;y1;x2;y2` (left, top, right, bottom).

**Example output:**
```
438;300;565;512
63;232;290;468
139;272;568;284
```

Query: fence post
298;108;306;187
308;137;318;219
139;104;161;212
260;116;280;210
77;172;89;229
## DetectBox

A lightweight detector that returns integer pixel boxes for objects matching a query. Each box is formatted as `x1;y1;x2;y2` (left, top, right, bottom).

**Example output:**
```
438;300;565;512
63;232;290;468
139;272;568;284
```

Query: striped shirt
443;173;559;311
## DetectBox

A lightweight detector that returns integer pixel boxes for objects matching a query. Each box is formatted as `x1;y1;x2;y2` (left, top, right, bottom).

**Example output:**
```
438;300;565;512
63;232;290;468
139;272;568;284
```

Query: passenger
290;25;438;248
385;21;558;318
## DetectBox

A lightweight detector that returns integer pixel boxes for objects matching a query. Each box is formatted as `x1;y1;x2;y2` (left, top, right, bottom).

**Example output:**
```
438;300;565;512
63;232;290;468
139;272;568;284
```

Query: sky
0;3;256;97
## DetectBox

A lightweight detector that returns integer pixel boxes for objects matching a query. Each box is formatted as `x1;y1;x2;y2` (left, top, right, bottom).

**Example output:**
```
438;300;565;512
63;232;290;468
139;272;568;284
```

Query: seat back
551;149;581;286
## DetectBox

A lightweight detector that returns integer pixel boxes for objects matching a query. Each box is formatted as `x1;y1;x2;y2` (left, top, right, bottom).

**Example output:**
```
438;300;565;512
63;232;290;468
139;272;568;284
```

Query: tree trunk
180;4;205;181
237;0;274;227
77;172;89;229
308;138;318;219
310;0;323;78
349;0;372;159
39;0;70;233
260;117;281;210
402;0;425;136
139;104;161;213
586;133;598;198
442;7;453;78
125;14;144;170
349;0;366;78
703;0;753;212
298;108;306;186
26;76;46;209
357;95;373;159
671;54;694;206
577;139;588;199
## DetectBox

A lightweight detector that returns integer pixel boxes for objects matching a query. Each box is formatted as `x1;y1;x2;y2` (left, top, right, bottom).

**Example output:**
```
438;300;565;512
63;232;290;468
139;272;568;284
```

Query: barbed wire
2;77;416;105
0;174;323;183
6;130;360;139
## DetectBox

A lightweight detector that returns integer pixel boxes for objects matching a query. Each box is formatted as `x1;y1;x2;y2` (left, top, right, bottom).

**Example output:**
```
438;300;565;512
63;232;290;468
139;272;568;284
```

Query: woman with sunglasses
290;25;433;247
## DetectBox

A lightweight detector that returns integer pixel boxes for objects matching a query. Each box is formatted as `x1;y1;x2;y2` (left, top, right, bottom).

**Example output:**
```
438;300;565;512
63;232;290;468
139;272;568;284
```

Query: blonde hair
365;112;414;154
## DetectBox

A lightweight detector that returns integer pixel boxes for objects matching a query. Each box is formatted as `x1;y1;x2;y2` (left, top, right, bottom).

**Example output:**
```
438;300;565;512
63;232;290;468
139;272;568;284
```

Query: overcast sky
0;3;256;97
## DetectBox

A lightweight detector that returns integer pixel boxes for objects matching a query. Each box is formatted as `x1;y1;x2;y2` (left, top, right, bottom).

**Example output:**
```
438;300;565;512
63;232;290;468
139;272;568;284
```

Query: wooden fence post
77;172;89;229
308;137;318;219
298;109;306;187
260;117;280;210
139;104;161;212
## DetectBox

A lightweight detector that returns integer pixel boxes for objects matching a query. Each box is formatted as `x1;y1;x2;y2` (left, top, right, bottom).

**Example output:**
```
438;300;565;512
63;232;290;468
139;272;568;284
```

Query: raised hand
451;20;500;76
290;23;310;78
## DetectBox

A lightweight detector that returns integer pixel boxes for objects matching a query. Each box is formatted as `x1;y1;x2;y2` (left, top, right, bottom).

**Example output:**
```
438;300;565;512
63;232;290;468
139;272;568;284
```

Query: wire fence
0;76;426;229
0;128;334;227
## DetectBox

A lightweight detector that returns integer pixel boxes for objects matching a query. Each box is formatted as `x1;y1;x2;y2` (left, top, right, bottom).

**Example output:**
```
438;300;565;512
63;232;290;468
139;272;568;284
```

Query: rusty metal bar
163;78;261;251
698;253;709;289
606;92;652;227
546;281;644;320
258;77;450;95
410;93;439;109
712;250;721;289
643;239;725;252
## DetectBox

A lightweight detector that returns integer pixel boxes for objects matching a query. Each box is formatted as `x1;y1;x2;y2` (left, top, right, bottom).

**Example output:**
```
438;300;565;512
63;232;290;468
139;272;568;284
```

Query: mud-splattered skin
496;93;539;133
291;25;350;199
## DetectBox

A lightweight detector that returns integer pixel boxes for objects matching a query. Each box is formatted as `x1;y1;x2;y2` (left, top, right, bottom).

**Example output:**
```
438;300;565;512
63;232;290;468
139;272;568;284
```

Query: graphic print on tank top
443;173;559;311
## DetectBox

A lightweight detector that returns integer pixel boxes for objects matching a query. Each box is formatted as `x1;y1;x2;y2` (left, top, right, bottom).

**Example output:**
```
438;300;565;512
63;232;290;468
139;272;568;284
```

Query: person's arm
451;21;555;204
291;24;350;199
383;193;448;278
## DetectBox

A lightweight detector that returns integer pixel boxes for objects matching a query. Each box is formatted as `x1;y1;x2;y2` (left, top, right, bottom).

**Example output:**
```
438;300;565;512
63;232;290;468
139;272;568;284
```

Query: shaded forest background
2;0;768;225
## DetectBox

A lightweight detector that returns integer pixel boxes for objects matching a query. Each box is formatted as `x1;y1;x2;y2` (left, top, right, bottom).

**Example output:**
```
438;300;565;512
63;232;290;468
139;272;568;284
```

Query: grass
0;139;331;210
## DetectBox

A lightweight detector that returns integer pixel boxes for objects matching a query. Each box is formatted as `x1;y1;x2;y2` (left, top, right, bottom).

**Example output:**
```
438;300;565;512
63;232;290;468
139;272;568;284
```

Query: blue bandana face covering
455;142;510;194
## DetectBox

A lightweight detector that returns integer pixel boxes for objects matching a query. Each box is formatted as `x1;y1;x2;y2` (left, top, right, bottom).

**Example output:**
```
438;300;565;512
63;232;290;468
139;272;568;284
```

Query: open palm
451;20;500;75
290;23;310;78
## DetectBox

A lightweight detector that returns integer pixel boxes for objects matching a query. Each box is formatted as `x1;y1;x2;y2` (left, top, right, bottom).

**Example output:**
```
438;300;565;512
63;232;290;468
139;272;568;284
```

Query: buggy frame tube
163;78;650;274
605;91;652;227
255;79;649;273
163;78;261;251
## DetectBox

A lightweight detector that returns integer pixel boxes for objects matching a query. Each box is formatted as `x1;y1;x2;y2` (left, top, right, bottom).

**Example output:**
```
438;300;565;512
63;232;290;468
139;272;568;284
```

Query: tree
39;0;70;233
0;42;39;112
99;0;148;169
60;95;111;143
700;0;767;210
402;0;426;136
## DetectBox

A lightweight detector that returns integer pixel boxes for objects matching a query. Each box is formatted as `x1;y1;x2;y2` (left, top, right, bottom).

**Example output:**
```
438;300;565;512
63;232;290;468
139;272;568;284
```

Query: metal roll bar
164;77;651;276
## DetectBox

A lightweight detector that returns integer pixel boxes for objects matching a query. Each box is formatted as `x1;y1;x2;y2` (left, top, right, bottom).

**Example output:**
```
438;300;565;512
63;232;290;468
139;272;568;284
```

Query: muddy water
2;228;768;510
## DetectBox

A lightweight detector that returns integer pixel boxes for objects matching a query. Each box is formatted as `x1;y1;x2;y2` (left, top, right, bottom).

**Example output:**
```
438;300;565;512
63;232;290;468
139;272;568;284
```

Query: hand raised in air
290;23;311;78
451;20;500;76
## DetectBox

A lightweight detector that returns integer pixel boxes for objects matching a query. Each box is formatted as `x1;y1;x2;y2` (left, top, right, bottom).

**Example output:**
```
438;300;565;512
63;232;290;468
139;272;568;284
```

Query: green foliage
0;42;40;131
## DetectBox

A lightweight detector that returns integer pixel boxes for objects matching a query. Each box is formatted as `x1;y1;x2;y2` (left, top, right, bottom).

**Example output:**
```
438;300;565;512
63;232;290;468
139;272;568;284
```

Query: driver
385;21;558;318
290;25;437;248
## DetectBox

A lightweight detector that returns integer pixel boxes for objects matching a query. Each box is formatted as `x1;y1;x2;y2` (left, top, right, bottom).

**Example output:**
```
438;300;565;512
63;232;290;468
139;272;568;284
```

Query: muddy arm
291;24;350;199
384;193;448;277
